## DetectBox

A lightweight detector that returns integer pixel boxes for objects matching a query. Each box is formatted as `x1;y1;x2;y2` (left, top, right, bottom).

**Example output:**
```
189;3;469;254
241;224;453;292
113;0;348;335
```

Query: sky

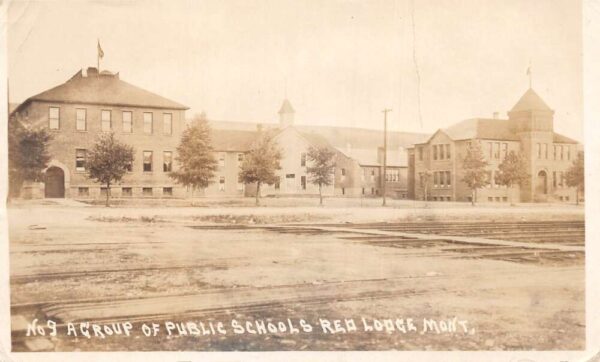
7;0;583;140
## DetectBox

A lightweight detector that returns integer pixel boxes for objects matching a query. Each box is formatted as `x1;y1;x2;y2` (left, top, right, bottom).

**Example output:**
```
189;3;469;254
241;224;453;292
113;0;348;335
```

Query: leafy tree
239;131;282;205
306;146;336;205
8;121;52;198
461;141;489;205
87;133;135;207
419;170;432;203
169;117;218;194
496;150;529;205
565;151;584;205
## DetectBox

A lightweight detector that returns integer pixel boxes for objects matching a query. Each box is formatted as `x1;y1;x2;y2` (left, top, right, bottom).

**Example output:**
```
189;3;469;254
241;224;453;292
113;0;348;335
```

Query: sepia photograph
0;0;597;360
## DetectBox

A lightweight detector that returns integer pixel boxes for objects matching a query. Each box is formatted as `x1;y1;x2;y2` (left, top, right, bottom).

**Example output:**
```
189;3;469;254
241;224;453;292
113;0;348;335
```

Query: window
418;147;423;161
553;171;557;188
566;146;571;160
301;176;306;190
219;176;225;191
49;107;60;129
488;142;493;159
536;143;541;159
122;187;132;197
143;112;153;134
78;187;89;197
362;188;365;195
237;182;244;191
439;171;445;187
237;153;244;163
275;177;280;190
502;197;508;202
371;187;375;195
494;142;500;159
495;197;501;202
446;144;451;159
433;171;439;187
122;111;132;133
486;171;493;188
163;113;173;135
565;196;570;202
100;187;108;197
494;170;499;188
142;187;153;196
553;145;557;160
75;149;87;171
559;171;564;187
301;153;306;167
488;197;493;202
163;151;172;172
501;143;508;159
76;109;86;131
101;110;111;131
126;160;133;172
341;168;346;181
219;153;225;167
370;170;375;181
542;143;548;159
446;171;451;186
342;187;345;195
143;151;153;172
433;145;438;160
439;145;445;159
559;145;563;160
386;169;399;182
163;187;173;197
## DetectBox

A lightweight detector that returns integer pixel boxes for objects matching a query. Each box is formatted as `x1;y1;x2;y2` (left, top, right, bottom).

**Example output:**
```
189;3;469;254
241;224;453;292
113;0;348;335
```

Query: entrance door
285;174;296;191
536;170;548;195
45;167;65;198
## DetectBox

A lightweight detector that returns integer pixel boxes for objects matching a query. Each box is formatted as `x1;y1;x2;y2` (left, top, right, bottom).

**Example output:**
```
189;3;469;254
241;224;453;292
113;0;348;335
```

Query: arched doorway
536;170;548;195
45;166;65;198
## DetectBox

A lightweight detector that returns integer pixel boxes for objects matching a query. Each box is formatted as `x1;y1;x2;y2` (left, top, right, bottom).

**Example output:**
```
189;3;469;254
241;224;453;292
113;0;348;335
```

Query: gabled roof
15;68;188;112
510;88;552;112
278;99;295;114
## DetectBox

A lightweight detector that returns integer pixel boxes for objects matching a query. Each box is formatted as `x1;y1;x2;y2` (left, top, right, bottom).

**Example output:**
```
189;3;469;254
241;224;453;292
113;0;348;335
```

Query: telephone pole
382;108;392;206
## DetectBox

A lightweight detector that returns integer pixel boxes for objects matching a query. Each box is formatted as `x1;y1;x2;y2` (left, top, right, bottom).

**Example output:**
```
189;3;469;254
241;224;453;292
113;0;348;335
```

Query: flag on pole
97;40;104;59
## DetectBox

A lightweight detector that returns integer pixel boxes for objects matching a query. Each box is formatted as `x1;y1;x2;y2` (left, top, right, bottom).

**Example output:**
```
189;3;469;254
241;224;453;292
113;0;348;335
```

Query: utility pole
382;108;392;206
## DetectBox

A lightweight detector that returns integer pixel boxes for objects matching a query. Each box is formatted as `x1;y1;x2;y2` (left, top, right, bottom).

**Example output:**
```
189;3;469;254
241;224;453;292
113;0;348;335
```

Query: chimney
87;67;99;76
493;112;499;119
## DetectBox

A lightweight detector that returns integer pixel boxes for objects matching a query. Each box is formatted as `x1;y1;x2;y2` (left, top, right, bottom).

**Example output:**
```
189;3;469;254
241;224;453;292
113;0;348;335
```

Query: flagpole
97;39;100;74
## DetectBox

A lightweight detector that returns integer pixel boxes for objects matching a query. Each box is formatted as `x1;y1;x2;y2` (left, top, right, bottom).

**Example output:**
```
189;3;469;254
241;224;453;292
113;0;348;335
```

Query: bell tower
278;99;295;127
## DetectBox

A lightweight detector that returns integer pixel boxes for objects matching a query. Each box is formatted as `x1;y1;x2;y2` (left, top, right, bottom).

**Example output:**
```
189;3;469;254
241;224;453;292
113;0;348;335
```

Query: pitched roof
553;133;578;144
210;129;258;152
16;68;188;111
442;118;519;141
510;88;552;112
296;124;429;149
278;99;295;114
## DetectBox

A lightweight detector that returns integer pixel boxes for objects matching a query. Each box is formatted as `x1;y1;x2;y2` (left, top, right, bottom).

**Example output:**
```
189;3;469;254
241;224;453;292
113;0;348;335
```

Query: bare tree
419;170;432;203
